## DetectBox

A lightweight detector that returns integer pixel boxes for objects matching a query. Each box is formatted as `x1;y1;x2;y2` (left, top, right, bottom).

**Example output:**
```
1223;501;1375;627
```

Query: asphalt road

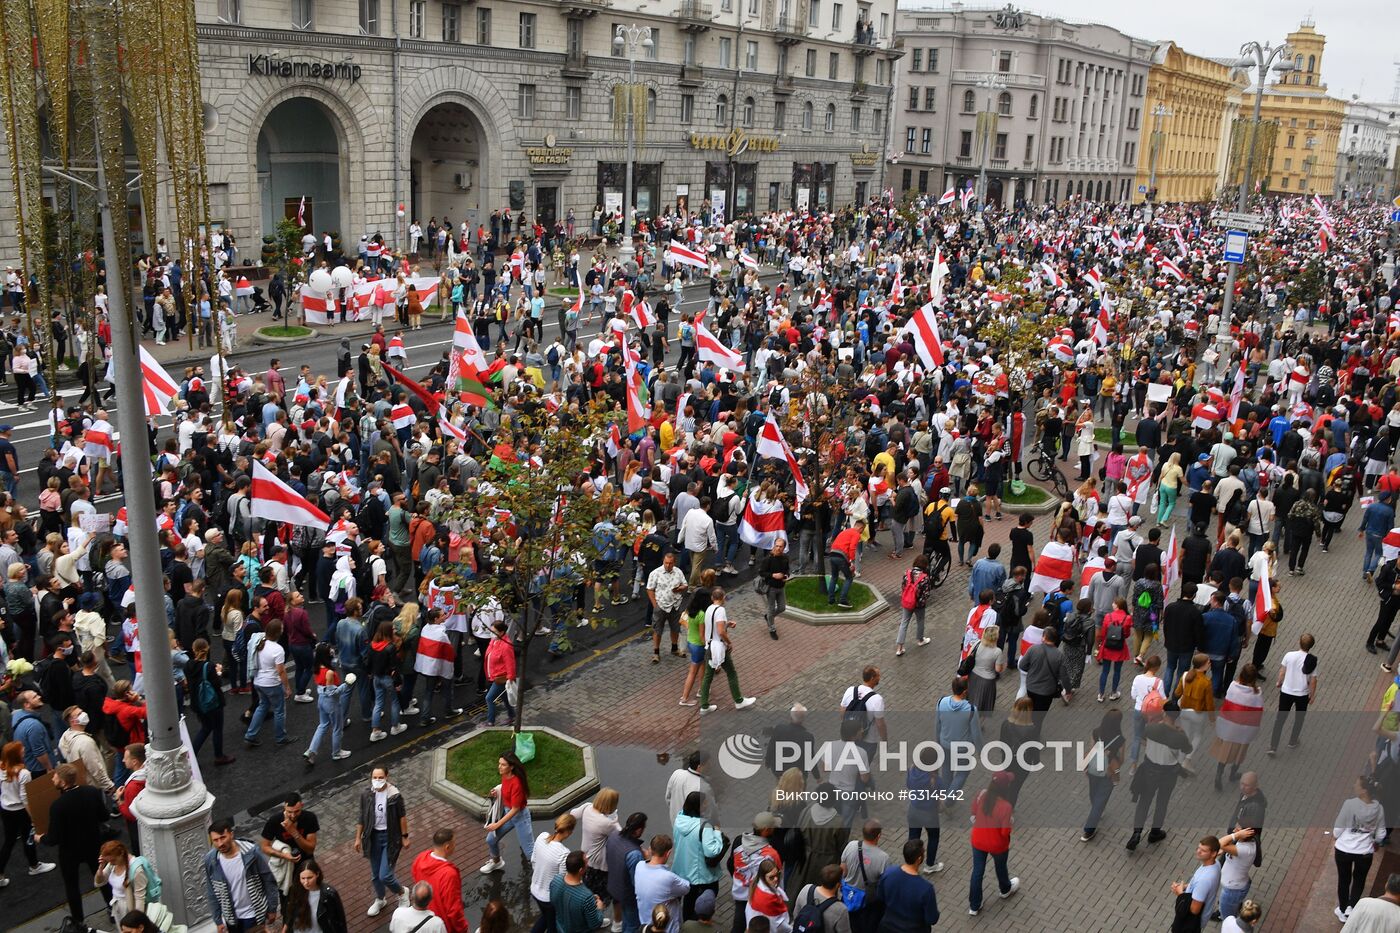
4;272;764;927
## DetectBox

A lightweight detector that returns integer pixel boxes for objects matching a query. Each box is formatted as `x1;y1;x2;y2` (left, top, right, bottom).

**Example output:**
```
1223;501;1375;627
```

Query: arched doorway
410;102;489;235
986;178;1004;208
257;98;344;240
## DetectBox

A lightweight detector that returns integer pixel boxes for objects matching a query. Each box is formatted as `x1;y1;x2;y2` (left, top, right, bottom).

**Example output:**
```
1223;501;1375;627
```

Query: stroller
248;285;272;314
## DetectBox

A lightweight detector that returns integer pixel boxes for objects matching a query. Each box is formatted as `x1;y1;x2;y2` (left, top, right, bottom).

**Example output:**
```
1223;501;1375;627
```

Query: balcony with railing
850;80;870;99
677;0;713;32
678;63;704;86
561;49;590;78
852;20;877;55
773;14;806;45
773;74;795;95
557;0;611;16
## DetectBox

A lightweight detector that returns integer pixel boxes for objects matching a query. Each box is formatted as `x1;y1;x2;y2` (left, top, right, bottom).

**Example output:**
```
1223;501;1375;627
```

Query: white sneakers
29;862;55;875
479;858;505;874
735;697;757;710
367;898;386;917
369;729;387;742
999;878;1020;899
403;703;421;716
293;693;315;704
389;723;408;736
332;750;352;760
920;861;944;874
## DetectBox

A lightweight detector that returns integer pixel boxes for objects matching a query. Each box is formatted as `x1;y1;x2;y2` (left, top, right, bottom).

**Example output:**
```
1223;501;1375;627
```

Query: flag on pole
1110;229;1126;251
383;361;441;413
250;460;330;530
137;346;181;418
755;414;810;505
333;376;351;418
959;187;975;212
900;302;946;368
437;408;468;443
297;196;306;228
452;311;489;373
929;246;949;304
666;241;710;269
605;423;623;458
626;367;648;434
738;496;788;549
1163;526;1180;593
1131;228;1146;252
695;319;746;372
1228;365;1247;420
1159;257;1185;281
938;186;956;206
737;249;759;270
1083;267;1103;293
1040;262;1063;288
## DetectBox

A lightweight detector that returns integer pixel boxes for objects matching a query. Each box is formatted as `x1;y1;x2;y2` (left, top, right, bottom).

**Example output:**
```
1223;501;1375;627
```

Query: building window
808;0;820;27
851;106;861;131
566;86;582;120
873;108;882;132
993;133;1007;159
646;30;659;59
1028;94;1038;118
997;51;1012;73
680;94;694;124
716;94;729;125
1287;134;1295;148
476;7;491;45
565;18;584;54
1123;140;1134;164
518;12;535;48
829;52;839;80
217;0;240;24
517;84;536;119
908;87;919;110
292;0;313;30
802;101;814;130
912;48;922;71
962;89;976;113
805;50;816;77
997;91;1012;116
825;103;836;131
902;168;912;191
920;128;931;153
1126;107;1139;130
928;49;939;72
959;131;972;158
876;58;886;83
442;3;459;41
645;88;656;122
683;35;696;65
924;87;935;110
742;96;755;126
917;170;928;193
777;45;788;74
1280;176;1289;189
746;41;758;71
1283;158;1292;170
906;127;916;152
774;101;785;129
719;38;732;69
1307;54;1315;72
832;2;842;29
358;0;378;35
748;0;760;14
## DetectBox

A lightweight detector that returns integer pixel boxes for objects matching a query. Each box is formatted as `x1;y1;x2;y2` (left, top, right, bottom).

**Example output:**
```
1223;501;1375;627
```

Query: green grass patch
784;576;878;612
1094;427;1136;447
546;286;580;297
1002;484;1051;505
445;730;585;799
258;325;312;338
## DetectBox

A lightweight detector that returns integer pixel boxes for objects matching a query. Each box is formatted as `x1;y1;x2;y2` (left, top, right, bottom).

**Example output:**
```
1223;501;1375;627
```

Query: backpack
843;685;873;732
1223;489;1247;527
900;570;927;611
546;344;560;365
193;660;220;714
131;855;162;902
1102;614;1128;652
1042;592;1071;629
104;707;130;750
701;821;731;869
793;887;840;933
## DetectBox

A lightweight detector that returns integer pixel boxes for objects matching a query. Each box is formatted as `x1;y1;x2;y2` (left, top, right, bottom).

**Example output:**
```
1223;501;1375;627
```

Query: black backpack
843;685;872;732
793;887;839;933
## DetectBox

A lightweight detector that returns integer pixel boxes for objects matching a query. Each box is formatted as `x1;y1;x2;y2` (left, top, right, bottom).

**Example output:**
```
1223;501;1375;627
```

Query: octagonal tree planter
429;725;599;819
779;576;891;626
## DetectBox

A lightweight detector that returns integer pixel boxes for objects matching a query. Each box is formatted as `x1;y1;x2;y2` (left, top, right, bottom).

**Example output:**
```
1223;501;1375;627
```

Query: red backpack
901;569;928;611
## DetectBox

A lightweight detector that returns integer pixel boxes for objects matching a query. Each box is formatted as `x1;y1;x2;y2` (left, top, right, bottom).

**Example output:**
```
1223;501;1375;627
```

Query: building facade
1;0;903;265
1239;22;1344;198
891;5;1153;206
1130;42;1247;204
1335;100;1396;202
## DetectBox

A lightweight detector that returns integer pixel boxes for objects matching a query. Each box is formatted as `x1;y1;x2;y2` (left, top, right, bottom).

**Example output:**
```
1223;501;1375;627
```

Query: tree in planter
448;402;634;733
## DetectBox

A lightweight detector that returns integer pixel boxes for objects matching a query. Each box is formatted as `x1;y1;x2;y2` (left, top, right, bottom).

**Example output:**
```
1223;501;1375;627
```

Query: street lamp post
974;72;1007;211
1220;40;1295;333
1146;102;1173;221
613;24;653;274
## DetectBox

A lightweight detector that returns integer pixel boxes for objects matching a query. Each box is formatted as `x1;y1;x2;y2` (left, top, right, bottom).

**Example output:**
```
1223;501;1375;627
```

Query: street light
1218;40;1295;335
974;71;1008;211
613;23;653;272
1146;103;1173;220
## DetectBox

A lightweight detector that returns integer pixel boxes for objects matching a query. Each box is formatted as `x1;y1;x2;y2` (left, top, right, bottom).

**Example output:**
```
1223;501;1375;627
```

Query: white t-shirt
1220;840;1255;890
373;790;389;830
1130;674;1162;712
1105;494;1133;527
108;864;128;904
1279;650;1316;696
251;639;286;688
530;836;571;901
825;740;870;793
840;685;886;743
219;849;255;920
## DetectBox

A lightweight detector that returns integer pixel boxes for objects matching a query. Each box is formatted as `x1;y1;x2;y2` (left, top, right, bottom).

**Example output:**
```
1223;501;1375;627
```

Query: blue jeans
1366;533;1384;575
485;681;514;726
715;523;740;565
1218;882;1250;920
486;807;535;860
1098;660;1124;696
368;828;403;899
1210;656;1228;697
620;902;641;933
307;685;348;758
1129;708;1147;764
371;674;400;731
968;848;1012;912
290;643;314;696
1084;774;1114;833
1164;651;1191;695
823;553;854;604
245;683;287;742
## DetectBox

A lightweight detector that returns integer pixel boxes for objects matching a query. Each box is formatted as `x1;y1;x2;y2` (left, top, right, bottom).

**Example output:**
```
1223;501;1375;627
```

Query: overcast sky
903;2;1396;106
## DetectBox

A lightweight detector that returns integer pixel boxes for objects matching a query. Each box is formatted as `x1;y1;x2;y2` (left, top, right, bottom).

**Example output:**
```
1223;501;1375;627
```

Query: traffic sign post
1223;230;1248;264
1389;209;1400;224
1211;211;1267;233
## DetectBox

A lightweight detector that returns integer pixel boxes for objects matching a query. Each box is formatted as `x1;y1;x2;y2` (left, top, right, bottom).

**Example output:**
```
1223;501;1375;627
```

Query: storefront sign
247;54;362;83
525;135;572;165
850;142;880;167
688;130;780;157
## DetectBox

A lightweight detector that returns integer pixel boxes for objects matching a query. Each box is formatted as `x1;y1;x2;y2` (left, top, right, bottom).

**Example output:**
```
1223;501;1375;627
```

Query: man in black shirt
260;792;320;877
1132;527;1163;580
1161;583;1206;689
39;763;111;926
1180;524;1213;586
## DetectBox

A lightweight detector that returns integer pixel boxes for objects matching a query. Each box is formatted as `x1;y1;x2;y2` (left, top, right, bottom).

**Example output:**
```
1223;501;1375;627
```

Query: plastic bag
515;731;537;764
1009;479;1027;496
505;678;519;707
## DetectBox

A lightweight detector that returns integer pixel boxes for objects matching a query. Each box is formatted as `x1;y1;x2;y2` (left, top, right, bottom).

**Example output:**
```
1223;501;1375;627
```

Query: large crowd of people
3;185;1400;933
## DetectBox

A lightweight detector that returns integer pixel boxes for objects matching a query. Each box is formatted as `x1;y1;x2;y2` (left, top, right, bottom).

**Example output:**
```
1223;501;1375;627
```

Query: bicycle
928;547;951;588
1026;448;1071;501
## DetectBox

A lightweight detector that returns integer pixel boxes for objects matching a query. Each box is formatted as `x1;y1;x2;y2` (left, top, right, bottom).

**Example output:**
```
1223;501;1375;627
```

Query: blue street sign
1224;230;1248;264
1390;209;1400;223
1138;185;1148;194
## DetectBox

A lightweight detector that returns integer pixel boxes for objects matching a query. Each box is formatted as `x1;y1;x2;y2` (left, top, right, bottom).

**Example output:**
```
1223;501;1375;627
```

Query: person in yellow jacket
924;489;956;571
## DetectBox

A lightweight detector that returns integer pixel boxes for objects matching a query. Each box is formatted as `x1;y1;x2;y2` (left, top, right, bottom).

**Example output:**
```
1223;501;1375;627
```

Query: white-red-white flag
250;460;330;530
738;496;788;549
138;346;181;418
666;241;709;269
695;319;745;372
938;186;956;206
1163;526;1180;593
755;414;810;506
900;302;946;368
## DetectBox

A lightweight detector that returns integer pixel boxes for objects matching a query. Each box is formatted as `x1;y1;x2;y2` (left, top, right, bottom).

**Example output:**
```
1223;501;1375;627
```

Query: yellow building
1133;42;1248;203
1239;22;1345;197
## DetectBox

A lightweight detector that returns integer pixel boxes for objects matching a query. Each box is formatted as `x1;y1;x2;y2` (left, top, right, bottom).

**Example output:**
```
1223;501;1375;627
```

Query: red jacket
118;770;146;824
412;849;468;933
969;793;1013;854
485;636;517;682
103;696;148;745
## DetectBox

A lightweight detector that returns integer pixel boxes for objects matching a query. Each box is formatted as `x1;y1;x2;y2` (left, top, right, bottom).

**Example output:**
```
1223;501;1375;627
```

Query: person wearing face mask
354;766;409;917
58;704;114;795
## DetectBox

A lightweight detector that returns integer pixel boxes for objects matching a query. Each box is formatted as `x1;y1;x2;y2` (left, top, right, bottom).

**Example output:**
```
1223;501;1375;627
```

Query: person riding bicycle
923;486;956;572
